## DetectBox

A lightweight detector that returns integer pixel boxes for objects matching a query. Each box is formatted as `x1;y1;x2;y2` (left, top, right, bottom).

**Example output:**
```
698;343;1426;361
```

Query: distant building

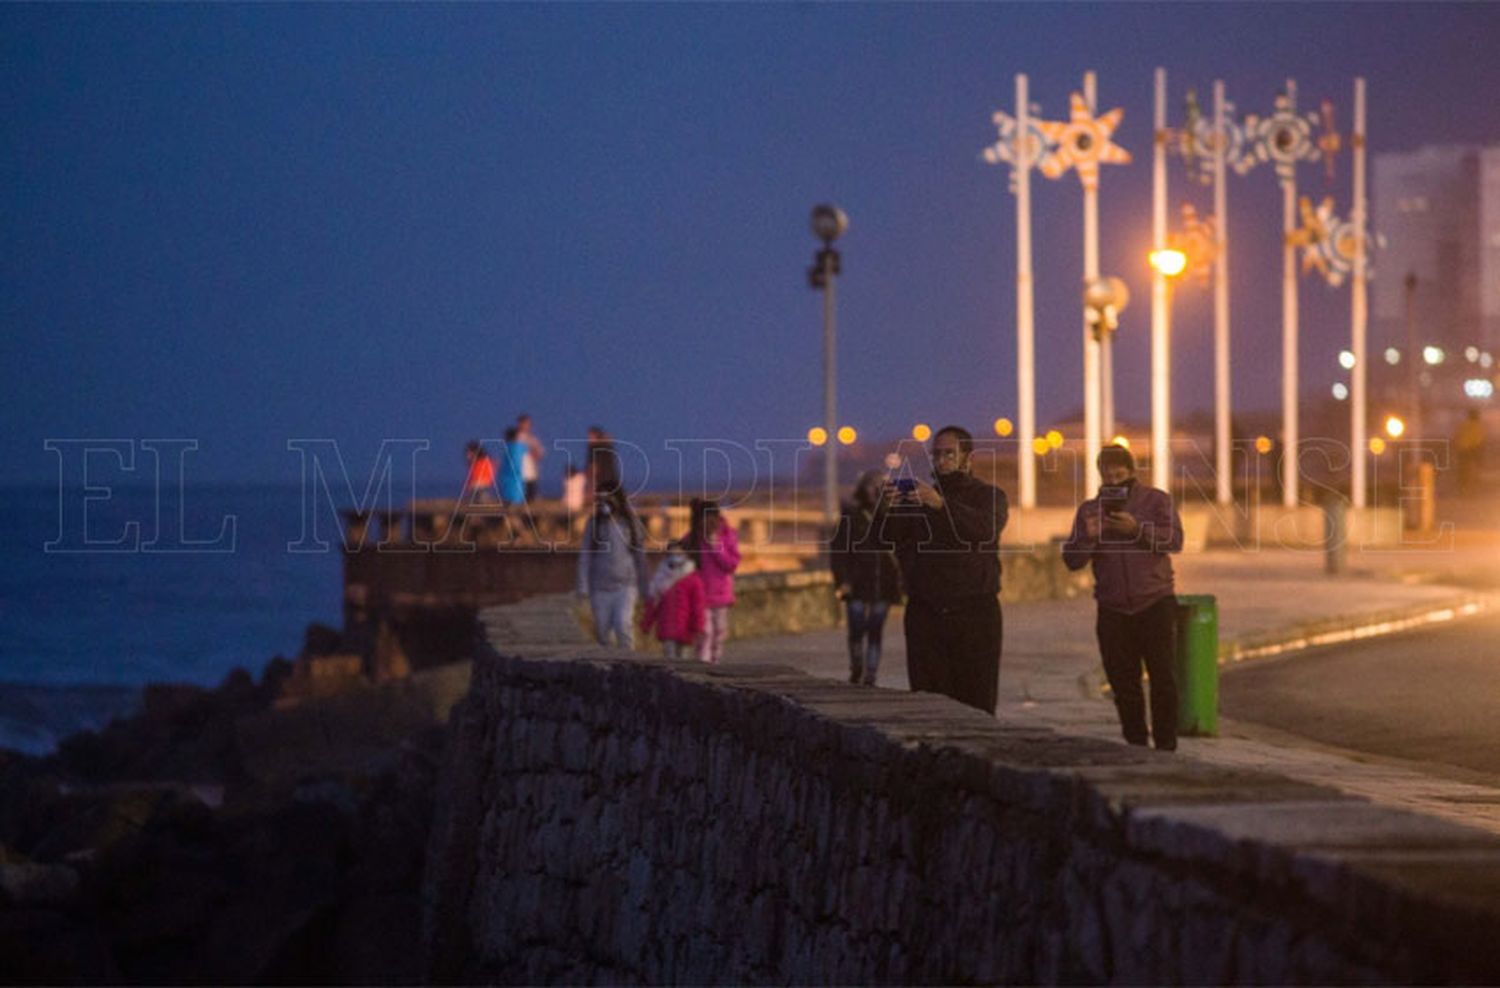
1373;144;1500;352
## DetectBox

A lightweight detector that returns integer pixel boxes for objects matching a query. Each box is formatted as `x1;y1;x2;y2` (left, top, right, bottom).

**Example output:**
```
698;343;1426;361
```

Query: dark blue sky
5;3;1498;490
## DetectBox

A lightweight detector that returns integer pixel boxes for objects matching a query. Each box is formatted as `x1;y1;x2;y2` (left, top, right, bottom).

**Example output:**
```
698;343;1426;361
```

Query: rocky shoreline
0;625;466;984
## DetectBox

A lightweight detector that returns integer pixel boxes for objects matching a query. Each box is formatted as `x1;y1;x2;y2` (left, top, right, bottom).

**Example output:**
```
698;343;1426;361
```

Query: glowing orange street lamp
993;417;1014;437
837;426;857;446
807;427;829;447
912;423;932;442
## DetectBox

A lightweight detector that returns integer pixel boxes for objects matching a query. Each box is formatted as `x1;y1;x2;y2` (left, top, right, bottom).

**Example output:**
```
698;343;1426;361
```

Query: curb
1078;590;1500;697
1220;591;1500;665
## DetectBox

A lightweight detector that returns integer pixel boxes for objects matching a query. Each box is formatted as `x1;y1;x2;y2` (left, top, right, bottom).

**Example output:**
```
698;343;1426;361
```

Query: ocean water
0;486;346;754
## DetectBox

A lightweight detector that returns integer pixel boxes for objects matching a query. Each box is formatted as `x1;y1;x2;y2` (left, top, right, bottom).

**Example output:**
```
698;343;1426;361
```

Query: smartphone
1097;485;1130;514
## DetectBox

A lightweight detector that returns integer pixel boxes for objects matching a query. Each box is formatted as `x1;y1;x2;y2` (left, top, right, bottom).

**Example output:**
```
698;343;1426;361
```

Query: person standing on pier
462;441;497;503
577;486;649;650
499;427;527;506
587;425;621;495
1061;444;1183;752
683;498;740;663
831;470;903;686
879;425;1008;714
516;413;545;503
641;540;706;659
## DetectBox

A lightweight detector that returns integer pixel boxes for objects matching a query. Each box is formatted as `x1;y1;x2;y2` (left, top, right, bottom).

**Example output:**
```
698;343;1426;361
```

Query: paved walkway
722;550;1500;836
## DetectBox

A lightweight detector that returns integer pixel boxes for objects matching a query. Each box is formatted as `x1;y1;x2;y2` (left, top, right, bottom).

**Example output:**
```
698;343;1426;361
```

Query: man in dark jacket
1062;444;1184;751
879;426;1009;714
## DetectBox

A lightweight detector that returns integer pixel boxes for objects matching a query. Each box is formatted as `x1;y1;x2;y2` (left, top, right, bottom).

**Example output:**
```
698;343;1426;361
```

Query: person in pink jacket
641;540;706;658
683;498;740;663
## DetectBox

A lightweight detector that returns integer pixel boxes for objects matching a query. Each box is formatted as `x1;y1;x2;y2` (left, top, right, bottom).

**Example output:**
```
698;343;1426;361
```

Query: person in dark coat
830;470;904;685
878;425;1009;714
1062;444;1184;751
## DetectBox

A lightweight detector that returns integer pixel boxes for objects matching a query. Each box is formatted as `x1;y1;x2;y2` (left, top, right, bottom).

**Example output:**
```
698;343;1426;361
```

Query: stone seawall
423;641;1500;985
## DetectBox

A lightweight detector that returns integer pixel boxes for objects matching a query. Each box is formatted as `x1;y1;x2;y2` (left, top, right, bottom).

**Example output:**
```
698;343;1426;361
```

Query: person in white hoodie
576;487;648;649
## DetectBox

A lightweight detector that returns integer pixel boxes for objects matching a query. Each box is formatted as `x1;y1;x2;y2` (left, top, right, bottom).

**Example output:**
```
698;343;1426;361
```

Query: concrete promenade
722;549;1500;837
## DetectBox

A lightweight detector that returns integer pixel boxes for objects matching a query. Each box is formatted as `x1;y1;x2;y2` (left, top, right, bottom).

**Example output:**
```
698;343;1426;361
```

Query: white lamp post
1149;248;1187;490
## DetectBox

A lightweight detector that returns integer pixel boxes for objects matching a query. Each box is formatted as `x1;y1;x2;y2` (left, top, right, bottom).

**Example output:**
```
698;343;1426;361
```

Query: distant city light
912;423;932;442
1466;346;1480;363
993;417;1014;438
1254;435;1273;455
1110;434;1131;449
837;426;858;445
1338;350;1356;370
1384;347;1401;365
1332;382;1349;400
1031;437;1050;456
1483;352;1495;369
1368;437;1387;455
1464;379;1494;399
1384;415;1406;438
808;427;828;447
1423;345;1445;365
1045;429;1064;449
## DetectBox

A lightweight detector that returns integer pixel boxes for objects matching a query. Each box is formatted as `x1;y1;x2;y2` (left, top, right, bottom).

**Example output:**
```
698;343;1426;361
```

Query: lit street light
1422;345;1445;366
807;427;829;447
807;204;848;527
837;426;858;446
1384;415;1405;439
912;423;932;442
993;417;1014;437
1148;248;1187;277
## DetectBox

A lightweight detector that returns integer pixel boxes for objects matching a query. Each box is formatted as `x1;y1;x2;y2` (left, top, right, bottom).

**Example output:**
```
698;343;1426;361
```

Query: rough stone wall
423;646;1500;985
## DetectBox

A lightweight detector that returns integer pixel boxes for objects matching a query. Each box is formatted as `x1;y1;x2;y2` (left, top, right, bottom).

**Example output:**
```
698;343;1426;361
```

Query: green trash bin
1174;594;1219;737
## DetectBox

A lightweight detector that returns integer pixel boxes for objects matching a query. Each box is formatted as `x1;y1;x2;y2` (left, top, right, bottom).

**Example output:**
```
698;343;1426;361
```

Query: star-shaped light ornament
1173;203;1220;286
1243;92;1322;186
1037;92;1131;190
1288;195;1384;287
982;106;1058;194
1176;89;1252;185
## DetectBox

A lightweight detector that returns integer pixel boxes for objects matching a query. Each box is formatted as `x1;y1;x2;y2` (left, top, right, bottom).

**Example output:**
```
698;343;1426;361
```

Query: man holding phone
878;425;1009;714
1062;444;1184;751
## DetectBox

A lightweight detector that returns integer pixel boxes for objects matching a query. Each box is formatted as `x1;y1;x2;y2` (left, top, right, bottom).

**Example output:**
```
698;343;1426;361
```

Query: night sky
5;3;1498;492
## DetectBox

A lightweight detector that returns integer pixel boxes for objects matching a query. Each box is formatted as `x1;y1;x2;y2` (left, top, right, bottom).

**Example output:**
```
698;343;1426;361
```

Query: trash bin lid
1175;594;1217;607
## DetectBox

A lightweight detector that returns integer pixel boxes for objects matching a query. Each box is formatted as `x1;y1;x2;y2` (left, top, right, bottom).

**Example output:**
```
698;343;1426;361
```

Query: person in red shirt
463;441;497;502
641;540;706;659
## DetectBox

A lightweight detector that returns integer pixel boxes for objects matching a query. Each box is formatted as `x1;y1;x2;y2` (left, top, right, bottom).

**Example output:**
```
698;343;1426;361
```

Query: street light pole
808;204;848;529
1151;67;1170;493
1405;271;1420;444
1149;248;1187;488
1350;77;1369;509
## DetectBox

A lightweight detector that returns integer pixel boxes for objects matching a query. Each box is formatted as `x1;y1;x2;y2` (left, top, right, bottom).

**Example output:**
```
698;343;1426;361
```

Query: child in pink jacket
641;541;706;658
683;499;740;663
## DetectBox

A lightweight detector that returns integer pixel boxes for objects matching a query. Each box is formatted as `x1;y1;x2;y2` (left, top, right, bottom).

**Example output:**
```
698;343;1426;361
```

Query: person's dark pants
1096;596;1179;751
904;595;1003;714
524;480;539;503
845;600;890;686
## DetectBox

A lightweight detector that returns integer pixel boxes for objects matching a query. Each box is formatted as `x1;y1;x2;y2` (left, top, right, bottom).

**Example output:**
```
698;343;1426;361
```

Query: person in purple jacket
1062;444;1184;752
